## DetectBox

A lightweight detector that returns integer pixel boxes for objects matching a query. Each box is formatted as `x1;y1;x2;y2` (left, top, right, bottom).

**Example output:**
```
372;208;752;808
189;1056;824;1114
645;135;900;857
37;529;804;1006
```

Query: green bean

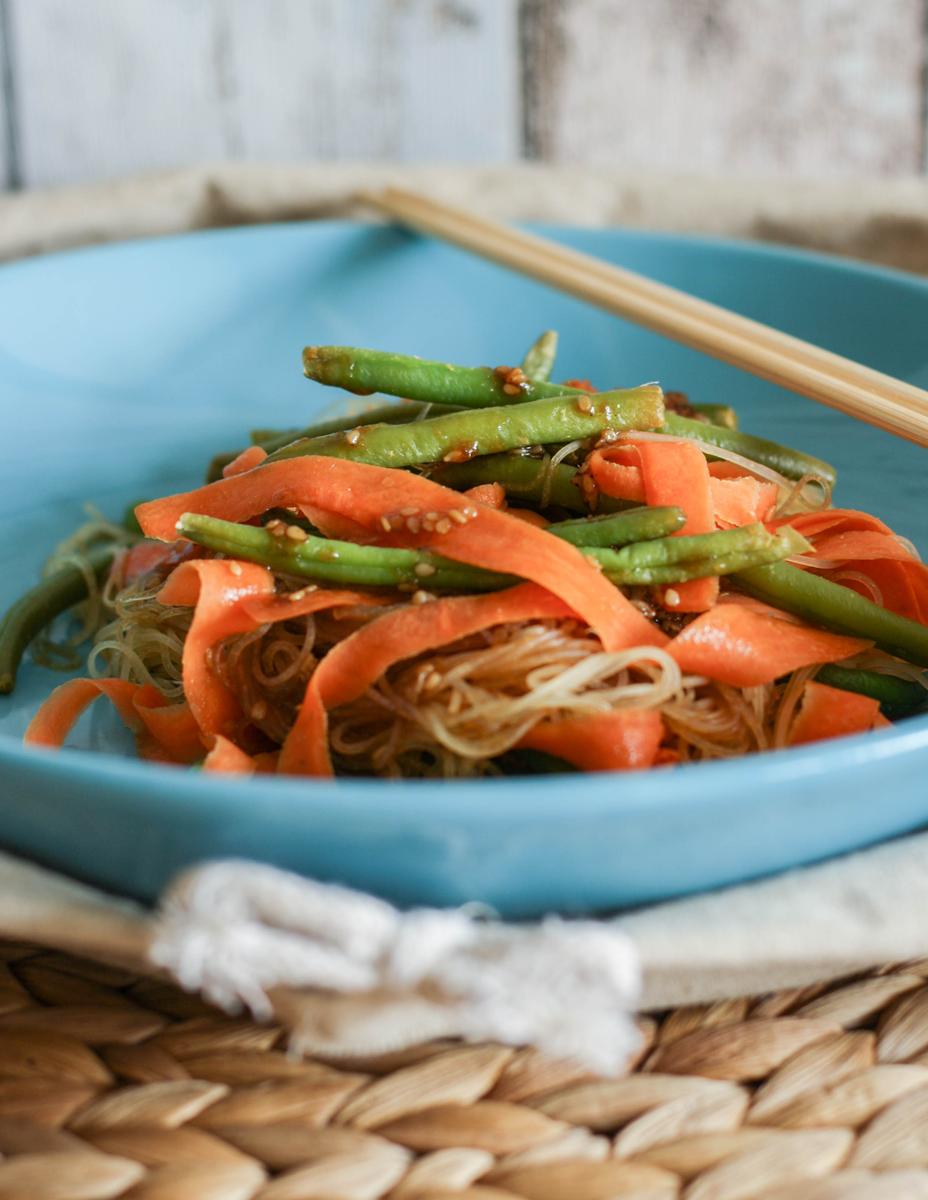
429;455;594;513
266;387;665;471
589;524;802;578
550;506;684;547
179;515;796;595
177;514;514;591
815;664;927;718
692;403;738;430
208;402;450;482
662;413;835;486
303;346;833;483
735;562;928;667
522;330;558;381
303;345;576;407
0;542;118;695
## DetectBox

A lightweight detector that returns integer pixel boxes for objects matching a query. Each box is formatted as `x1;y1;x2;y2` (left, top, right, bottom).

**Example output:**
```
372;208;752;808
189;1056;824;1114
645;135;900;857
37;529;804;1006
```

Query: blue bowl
1;221;927;917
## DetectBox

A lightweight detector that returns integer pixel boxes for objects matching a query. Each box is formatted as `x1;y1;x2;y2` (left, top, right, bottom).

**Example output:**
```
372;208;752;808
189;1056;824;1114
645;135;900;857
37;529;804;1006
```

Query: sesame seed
448;690;463;716
664;588;681;608
406;516;421;534
412;589;435;604
421;519;435;533
399;506;418;516
577;395;593;413
424;511;439;522
414;561;436;577
345;428;361;446
229;562;243;576
380;515;392;532
421;668;443;693
449;509;469;525
463;507;479;519
435;518;452;535
286;525;308;542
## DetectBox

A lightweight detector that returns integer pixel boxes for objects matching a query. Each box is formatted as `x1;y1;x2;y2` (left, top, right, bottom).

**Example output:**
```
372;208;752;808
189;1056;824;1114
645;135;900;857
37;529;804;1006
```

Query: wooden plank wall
0;0;925;191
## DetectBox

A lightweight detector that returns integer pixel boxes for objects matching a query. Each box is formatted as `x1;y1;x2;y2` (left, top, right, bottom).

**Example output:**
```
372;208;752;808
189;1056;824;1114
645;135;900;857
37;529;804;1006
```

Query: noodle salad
4;333;928;778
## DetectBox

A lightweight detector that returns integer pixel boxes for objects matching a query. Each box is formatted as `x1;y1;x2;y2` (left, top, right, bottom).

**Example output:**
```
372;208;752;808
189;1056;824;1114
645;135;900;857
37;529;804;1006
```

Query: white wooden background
0;0;925;191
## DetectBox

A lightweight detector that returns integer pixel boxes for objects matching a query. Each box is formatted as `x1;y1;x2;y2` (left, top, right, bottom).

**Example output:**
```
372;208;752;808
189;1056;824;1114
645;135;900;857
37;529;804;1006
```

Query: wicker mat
2;946;928;1198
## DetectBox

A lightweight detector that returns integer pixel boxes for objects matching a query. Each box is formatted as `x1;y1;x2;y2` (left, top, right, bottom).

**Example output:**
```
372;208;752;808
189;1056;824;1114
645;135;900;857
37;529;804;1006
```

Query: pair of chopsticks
359;187;928;449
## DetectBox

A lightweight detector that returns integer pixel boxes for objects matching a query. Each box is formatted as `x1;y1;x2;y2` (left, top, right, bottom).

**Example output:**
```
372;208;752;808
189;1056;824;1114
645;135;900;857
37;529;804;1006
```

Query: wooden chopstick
359;187;928;448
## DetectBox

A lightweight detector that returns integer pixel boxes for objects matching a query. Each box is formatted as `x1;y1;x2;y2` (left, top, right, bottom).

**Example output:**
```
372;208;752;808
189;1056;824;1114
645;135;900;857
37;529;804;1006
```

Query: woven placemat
2;946;928;1198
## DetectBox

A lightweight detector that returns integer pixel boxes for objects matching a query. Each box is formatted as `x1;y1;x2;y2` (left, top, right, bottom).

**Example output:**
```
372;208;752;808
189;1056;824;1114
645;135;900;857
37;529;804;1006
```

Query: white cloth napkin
2;164;928;1071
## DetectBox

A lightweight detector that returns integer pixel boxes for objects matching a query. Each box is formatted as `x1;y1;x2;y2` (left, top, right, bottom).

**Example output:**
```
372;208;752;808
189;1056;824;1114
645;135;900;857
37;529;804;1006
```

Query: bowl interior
0;220;926;912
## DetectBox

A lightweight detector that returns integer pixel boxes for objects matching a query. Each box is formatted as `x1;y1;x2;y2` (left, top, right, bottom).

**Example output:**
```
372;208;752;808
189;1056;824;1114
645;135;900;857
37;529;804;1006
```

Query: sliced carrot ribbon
223;445;268;477
137;457;664;654
635;439;718;612
157;561;276;740
158;558;374;747
518;708;663;771
708;464;778;528
131;685;203;764
587;444;645;503
509;508;550;528
779;509;928;625
120;540;204;586
464;482;507;509
280;583;577;776
776;508;896;538
788;680;883;746
26;678;147;748
24;676;204;764
588;439;718;610
669;603;871;687
202;734;257;773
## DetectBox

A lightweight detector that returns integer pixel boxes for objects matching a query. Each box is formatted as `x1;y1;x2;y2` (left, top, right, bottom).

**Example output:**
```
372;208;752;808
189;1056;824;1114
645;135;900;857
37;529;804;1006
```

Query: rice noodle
831;570;884;606
89;551;902;777
32;508;136;669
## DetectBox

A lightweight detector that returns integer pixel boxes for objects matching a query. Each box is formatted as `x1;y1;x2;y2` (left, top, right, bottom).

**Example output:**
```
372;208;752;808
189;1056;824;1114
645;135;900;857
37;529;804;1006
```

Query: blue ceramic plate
1;222;927;917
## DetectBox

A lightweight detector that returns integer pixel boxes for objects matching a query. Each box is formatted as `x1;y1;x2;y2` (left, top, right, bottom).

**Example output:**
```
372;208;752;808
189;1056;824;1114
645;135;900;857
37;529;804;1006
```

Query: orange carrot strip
669;603;871;687
223;445;268;478
120;540;204;586
24;676;206;764
25;678;144;747
280;582;577;776
157;560;275;740
138;457;663;654
518;709;663;772
788;680;883;746
241;588;373;625
811;530;919;563
202;734;256;773
829;559;927;624
464;482;507;509
298;504;378;544
509;508;549;528
633;439;718;612
131;686;204;764
709;475;779;527
776;508;896;538
586;445;646;503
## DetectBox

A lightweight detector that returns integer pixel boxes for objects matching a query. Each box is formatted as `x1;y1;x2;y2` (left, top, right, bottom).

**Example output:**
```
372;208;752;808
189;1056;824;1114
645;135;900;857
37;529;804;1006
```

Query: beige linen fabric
2;164;928;1048
3;162;928;273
